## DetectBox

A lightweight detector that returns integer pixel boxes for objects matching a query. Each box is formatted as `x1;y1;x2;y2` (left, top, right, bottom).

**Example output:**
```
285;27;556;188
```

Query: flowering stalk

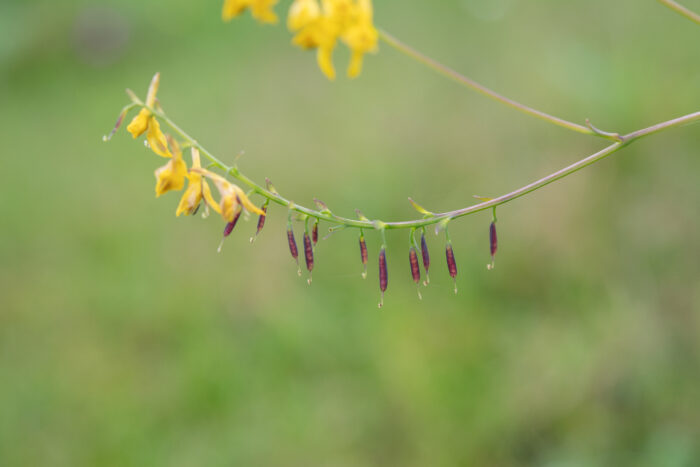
126;90;700;233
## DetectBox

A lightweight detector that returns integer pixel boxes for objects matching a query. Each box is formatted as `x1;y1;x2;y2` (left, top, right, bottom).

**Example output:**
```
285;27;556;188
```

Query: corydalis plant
105;2;700;306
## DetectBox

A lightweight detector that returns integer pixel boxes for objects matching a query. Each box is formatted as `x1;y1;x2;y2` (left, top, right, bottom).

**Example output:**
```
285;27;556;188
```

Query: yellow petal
146;117;172;158
317;44;336;80
288;0;320;31
155;157;187;197
250;0;279;23
202;180;221;215
222;0;251;21
176;179;202;216
232;185;265;216
126;108;150;138
347;49;363;78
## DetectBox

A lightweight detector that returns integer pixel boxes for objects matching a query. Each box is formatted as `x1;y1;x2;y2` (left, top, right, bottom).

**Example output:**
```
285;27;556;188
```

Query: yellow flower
222;0;279;24
126;72;172;158
288;0;377;80
154;138;187;197
176;148;221;217
195;169;265;222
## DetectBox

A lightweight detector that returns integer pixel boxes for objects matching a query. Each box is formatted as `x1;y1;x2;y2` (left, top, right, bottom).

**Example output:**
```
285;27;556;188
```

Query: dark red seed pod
312;221;318;245
287;228;298;260
303;232;314;272
409;247;420;284
223;209;242;237
359;234;368;278
378;247;388;307
420;232;430;284
490;222;498;257
256;204;267;236
446;243;458;294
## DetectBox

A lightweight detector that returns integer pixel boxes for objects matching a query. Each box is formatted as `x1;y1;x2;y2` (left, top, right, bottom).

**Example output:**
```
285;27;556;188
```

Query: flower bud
250;203;267;243
217;208;242;253
312;221;319;245
409;247;420;284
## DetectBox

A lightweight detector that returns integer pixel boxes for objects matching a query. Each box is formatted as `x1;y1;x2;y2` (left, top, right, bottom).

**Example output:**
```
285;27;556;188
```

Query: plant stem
657;0;700;25
133;96;699;232
377;29;619;141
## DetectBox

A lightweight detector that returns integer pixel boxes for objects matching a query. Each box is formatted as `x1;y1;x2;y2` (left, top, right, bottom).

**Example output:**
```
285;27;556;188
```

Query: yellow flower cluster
223;0;378;80
126;73;264;221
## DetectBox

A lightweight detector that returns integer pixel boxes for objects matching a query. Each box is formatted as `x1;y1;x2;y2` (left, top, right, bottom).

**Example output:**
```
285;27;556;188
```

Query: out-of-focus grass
1;0;699;465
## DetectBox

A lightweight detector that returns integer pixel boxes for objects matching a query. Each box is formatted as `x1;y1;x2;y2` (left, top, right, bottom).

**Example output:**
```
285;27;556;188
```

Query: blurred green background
1;0;700;465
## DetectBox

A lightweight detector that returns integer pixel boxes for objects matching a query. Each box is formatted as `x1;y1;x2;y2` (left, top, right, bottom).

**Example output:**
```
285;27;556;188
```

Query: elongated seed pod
223;209;242;237
445;243;458;294
359;234;368;279
378;247;388;307
488;222;498;269
256;205;267;236
409;247;420;284
420;232;430;285
304;231;314;277
287;228;298;259
312;221;318;245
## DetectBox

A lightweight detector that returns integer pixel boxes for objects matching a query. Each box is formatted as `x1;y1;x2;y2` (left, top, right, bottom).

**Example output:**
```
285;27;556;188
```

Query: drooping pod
488;221;498;270
420;231;430;285
303;231;314;284
312;221;319;246
409;246;422;300
217;207;242;253
378;246;388;308
359;232;368;279
287;227;301;276
250;202;268;243
445;242;458;294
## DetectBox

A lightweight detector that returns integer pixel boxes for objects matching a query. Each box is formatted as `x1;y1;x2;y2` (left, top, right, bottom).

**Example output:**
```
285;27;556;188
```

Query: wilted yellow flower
154;138;187;197
126;72;171;158
222;0;279;24
176;148;221;217
195;169;265;222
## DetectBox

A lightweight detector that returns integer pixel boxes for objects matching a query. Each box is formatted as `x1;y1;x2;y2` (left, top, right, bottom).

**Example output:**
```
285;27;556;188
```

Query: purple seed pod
409;247;420;284
489;222;498;270
312;221;318;245
445;243;458;294
359;234;368;278
256;205;267;236
420;232;430;285
223;209;242;237
378;247;388;307
304;232;314;272
287;228;298;260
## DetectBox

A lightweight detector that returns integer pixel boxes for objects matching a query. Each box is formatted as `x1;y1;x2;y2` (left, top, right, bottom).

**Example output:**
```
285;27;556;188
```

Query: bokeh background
2;0;700;465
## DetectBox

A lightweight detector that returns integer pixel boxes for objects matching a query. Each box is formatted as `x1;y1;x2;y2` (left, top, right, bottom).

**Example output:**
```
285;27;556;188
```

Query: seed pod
253;204;267;240
287;228;301;275
378;247;388;308
312;221;318;245
445;243;458;294
303;232;314;284
420;232;430;285
488;221;498;270
409;247;420;284
223;209;242;237
359;233;368;279
217;208;242;253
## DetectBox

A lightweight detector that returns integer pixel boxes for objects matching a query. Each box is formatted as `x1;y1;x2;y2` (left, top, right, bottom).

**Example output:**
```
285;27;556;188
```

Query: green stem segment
377;29;619;141
657;0;700;25
129;95;700;232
